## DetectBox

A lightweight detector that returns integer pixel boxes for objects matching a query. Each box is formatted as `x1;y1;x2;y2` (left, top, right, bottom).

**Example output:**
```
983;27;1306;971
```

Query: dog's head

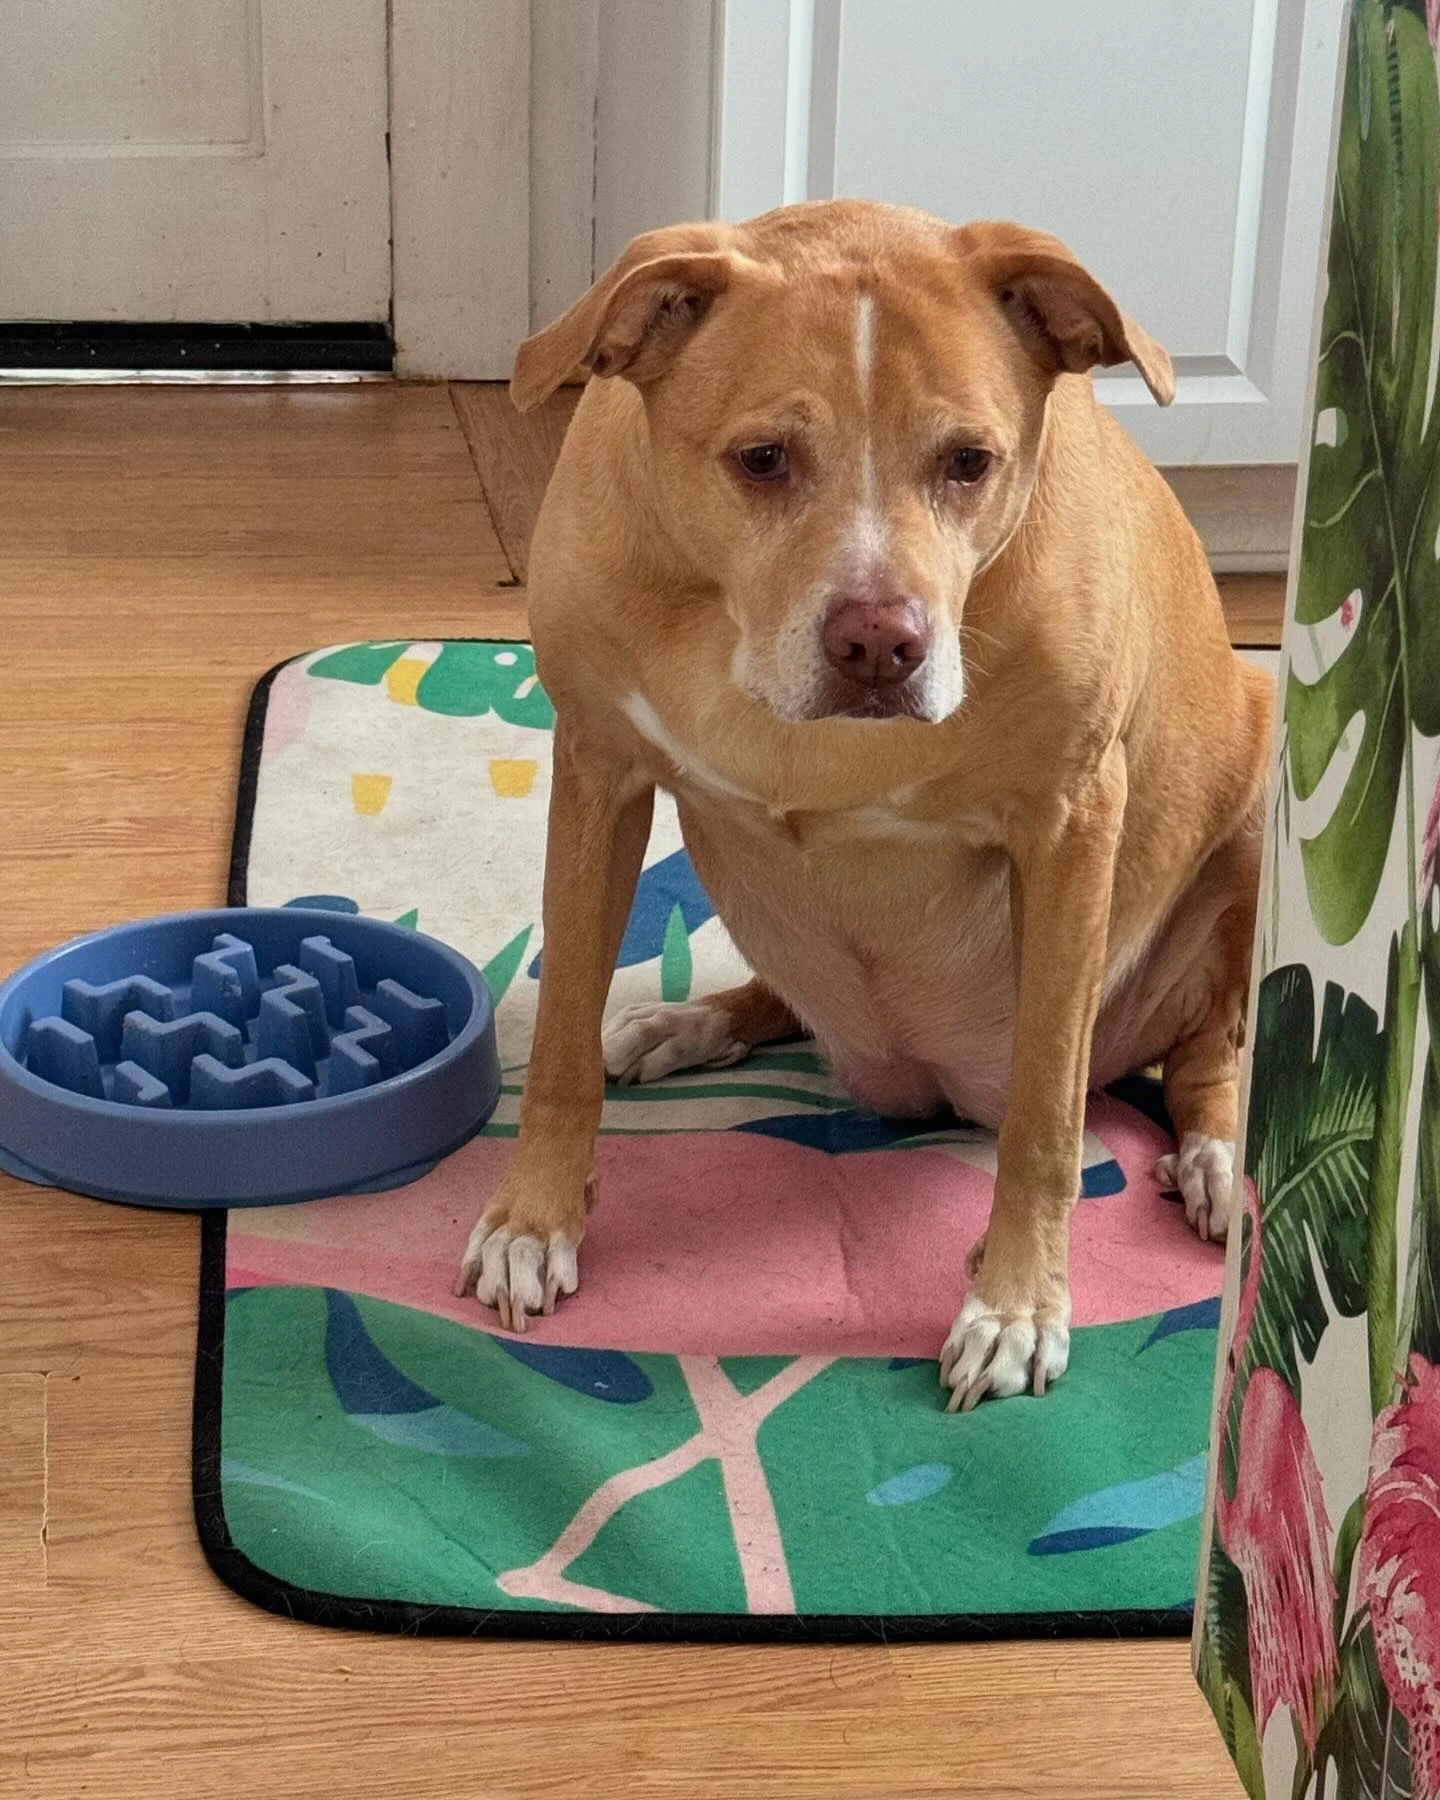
513;203;1172;724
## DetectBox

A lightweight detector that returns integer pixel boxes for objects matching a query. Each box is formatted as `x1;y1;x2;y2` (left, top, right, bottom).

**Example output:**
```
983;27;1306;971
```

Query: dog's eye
945;446;992;485
735;443;788;482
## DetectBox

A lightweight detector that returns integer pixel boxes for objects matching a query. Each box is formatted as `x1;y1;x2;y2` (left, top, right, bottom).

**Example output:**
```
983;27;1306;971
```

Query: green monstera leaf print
1204;964;1389;1797
1285;1;1440;946
1231;965;1383;1461
1402;914;1440;1370
1282;0;1440;1420
1313;1621;1414;1800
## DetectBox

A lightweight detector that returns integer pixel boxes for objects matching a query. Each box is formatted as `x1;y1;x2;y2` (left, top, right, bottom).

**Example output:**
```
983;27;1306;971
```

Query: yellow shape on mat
351;773;393;815
489;758;538;798
383;656;430;706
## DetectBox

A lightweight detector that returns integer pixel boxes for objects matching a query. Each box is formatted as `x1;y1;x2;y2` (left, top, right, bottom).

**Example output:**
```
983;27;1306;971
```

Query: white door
0;0;390;322
713;0;1345;467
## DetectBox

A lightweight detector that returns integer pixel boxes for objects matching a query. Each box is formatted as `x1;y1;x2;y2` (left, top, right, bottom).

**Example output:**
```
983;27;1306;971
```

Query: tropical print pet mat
197;639;1227;1639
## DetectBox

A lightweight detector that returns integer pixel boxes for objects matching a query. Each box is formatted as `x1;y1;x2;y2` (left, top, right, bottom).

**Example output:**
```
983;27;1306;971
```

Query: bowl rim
0;906;494;1124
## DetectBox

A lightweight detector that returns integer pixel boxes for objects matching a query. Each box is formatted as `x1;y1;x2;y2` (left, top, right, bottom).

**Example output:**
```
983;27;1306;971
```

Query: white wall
593;0;718;274
391;0;530;377
529;0;720;332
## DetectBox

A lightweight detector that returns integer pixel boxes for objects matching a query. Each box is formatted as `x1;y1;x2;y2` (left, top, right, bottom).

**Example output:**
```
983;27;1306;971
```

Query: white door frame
392;0;717;379
388;0;530;378
388;0;607;378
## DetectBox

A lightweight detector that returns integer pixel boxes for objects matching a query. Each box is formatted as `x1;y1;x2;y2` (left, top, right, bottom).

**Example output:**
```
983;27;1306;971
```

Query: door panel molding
712;0;1345;466
0;0;390;323
389;0;530;378
525;0;717;339
0;0;264;160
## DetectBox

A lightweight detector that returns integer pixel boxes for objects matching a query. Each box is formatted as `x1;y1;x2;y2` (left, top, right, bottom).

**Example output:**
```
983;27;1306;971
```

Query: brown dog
455;201;1272;1409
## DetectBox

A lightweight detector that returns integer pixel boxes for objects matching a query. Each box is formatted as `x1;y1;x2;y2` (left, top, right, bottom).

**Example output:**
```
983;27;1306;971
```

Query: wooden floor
0;384;1261;1800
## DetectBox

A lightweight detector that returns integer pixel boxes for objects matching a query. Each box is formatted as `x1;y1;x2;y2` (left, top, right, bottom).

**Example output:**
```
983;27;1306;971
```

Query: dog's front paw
1154;1132;1235;1243
939;1289;1071;1412
602;999;749;1086
453;1181;590;1331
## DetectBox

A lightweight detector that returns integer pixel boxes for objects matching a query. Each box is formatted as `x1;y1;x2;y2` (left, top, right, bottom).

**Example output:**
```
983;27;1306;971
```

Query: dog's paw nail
458;1218;579;1329
939;1292;1070;1410
1172;1134;1235;1243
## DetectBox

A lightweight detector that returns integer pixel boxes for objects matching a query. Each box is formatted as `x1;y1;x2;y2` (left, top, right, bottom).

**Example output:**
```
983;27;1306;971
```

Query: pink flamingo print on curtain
1215;1178;1339;1754
1357;1353;1440;1799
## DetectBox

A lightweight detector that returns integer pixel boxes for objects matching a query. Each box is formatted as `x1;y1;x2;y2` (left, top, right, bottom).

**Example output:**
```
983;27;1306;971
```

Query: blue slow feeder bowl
0;909;499;1208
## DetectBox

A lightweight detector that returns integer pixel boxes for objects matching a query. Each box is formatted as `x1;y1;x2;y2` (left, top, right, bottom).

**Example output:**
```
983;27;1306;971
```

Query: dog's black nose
822;598;931;685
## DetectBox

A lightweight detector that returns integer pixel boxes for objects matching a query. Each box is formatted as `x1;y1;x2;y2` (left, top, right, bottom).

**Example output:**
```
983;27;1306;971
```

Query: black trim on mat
193;647;1194;1643
1;321;393;372
225;656;290;909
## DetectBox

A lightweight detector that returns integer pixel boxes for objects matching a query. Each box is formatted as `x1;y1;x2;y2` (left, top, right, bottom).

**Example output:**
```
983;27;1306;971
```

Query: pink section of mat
228;1093;1220;1359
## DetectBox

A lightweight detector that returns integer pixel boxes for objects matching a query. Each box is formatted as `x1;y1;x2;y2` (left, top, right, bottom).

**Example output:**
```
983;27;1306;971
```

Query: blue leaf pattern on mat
1036;1525;1152;1554
868;1462;954;1506
324;1291;531;1456
284;894;361;914
1080;1158;1124;1197
497;1338;653;1403
348;1408;529;1458
1140;1296;1222;1351
740;1113;1129;1205
1028;1452;1208;1556
737;1110;950;1152
222;1458;331;1504
528;849;714;979
324;1289;438;1414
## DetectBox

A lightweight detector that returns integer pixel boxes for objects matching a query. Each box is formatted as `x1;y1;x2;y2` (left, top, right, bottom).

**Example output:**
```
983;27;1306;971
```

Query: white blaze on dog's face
511;204;1173;725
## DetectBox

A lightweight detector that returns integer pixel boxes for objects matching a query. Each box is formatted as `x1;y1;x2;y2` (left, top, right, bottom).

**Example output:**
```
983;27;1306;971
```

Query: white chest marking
620;692;758;802
839;805;949;843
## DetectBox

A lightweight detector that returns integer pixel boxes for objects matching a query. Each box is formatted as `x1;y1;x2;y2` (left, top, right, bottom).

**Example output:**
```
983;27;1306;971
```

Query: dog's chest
677;791;1016;1085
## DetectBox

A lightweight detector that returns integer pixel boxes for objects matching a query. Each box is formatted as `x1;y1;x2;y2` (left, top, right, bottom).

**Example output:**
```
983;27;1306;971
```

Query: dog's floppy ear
956;221;1174;407
511;224;739;412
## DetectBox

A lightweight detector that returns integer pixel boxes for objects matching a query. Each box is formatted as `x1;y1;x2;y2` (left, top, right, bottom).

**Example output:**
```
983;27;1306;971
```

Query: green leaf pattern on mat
480;925;533;1009
309;641;555;729
659;902;692;1003
306;642;412;685
222;1287;1216;1617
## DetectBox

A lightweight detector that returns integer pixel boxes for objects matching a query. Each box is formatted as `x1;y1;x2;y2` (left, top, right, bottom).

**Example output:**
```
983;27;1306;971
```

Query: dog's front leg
940;755;1126;1410
455;717;654;1330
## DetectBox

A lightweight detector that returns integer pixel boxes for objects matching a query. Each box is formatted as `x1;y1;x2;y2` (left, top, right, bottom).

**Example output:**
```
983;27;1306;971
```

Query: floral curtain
1192;4;1440;1796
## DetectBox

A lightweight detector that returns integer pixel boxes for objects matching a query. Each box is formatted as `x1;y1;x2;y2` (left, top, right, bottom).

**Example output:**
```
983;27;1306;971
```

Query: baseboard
1160;464;1296;572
